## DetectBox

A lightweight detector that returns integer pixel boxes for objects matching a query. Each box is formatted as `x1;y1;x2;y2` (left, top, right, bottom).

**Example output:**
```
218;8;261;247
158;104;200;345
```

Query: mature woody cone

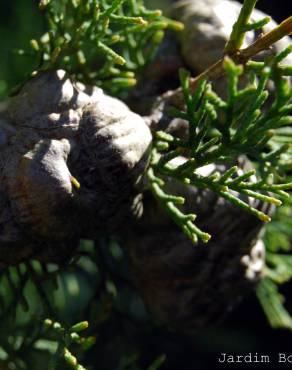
0;70;151;265
122;151;270;332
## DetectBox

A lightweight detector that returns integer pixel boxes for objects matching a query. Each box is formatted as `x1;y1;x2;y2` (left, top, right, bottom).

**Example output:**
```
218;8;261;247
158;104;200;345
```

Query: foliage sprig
148;48;292;244
224;0;270;53
21;0;183;94
44;318;93;370
256;193;292;330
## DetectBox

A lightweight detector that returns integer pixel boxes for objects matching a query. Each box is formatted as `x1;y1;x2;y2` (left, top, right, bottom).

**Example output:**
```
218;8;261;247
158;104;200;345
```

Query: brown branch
169;16;292;108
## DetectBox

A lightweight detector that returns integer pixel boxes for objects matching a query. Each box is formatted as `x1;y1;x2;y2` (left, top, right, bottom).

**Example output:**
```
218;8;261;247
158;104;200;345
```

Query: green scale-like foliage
148;52;292;244
147;0;292;244
24;0;183;95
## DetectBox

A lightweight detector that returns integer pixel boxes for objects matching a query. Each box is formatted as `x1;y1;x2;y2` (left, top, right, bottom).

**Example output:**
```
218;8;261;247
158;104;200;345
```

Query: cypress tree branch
149;49;292;244
170;15;292;108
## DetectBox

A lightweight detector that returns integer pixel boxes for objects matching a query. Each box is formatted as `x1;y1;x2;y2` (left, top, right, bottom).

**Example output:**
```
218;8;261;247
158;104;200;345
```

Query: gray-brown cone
0;70;152;265
122;157;269;332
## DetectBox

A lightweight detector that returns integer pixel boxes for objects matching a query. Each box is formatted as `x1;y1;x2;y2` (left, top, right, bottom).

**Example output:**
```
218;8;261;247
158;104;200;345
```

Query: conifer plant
0;0;292;368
